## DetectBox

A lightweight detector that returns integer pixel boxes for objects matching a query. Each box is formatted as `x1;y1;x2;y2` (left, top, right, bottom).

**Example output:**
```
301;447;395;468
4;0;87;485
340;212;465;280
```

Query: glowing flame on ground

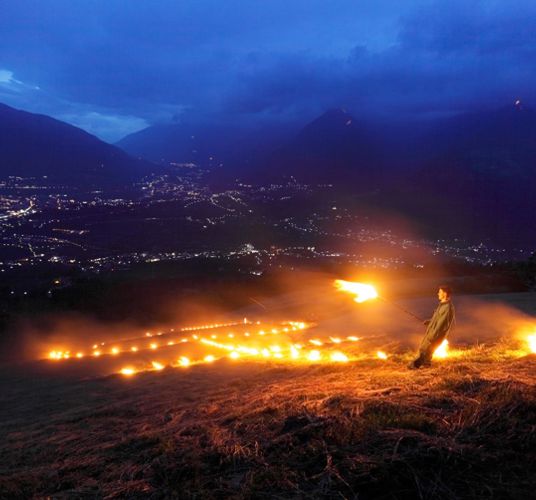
308;350;321;361
120;367;136;376
330;352;348;362
204;355;216;363
335;280;378;303
151;361;164;371
178;357;190;367
433;339;449;359
377;351;388;360
527;334;536;354
229;351;240;360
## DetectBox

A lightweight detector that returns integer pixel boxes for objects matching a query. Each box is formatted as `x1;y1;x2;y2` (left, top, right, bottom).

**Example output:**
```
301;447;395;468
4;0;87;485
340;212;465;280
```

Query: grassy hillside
1;342;535;499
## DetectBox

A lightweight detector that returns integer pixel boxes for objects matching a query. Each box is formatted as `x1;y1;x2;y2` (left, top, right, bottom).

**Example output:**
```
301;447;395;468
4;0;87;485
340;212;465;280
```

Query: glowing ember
93;350;101;357
433;339;449;359
335;280;378;303
229;351;240;359
527;335;536;354
309;339;323;346
204;355;216;363
329;336;342;344
377;351;388;360
347;336;359;341
178;356;190;367
111;347;119;355
120;367;136;376
131;346;138;352
151;361;164;371
308;350;321;361
290;346;300;359
330;352;349;362
76;352;84;359
150;343;158;350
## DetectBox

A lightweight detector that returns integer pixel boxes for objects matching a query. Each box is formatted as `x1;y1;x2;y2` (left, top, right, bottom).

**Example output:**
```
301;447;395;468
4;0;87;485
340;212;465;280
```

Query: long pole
378;296;424;323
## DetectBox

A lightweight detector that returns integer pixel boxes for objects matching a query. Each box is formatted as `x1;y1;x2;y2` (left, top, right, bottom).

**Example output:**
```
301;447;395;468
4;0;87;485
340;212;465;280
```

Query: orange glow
308;350;321;361
347;336;359;342
329;337;342;344
178;356;190;367
93;350;101;357
335;280;378;303
120;367;136;376
527;335;536;353
204;355;216;363
150;343;158;350
229;351;240;360
433;339;449;359
131;346;138;352
151;361;164;371
76;352;84;359
331;352;349;362
111;347;119;355
377;351;388;360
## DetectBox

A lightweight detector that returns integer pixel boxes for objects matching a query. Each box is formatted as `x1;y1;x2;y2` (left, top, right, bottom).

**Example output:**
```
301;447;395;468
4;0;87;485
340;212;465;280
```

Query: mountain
117;120;295;168
0;103;159;186
246;108;385;186
393;102;536;245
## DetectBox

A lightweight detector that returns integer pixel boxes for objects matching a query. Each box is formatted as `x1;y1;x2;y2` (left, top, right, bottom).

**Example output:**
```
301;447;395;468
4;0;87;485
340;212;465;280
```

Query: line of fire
43;281;536;378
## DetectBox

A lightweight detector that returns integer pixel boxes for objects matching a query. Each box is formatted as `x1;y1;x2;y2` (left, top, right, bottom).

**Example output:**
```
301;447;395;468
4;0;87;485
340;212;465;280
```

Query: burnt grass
0;350;535;499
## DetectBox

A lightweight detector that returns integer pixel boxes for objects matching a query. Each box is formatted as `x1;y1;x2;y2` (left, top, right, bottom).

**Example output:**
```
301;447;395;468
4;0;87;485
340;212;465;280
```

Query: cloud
0;0;535;136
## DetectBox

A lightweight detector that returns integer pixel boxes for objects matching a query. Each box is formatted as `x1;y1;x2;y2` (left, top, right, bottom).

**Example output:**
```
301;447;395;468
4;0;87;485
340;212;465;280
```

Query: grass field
1;293;535;499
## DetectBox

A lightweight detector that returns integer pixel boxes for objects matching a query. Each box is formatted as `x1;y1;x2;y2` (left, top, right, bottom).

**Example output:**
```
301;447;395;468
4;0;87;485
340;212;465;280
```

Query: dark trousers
413;333;447;367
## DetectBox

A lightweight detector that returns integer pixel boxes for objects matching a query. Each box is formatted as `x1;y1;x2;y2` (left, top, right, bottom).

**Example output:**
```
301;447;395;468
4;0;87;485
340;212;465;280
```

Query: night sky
1;0;535;141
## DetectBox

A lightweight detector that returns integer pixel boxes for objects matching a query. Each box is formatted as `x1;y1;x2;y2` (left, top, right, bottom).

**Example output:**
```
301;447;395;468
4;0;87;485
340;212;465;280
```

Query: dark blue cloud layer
1;0;535;141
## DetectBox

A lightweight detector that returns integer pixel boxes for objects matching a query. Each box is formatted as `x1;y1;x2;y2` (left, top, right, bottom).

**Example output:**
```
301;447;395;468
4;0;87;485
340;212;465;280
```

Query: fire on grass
45;318;363;376
44;281;536;377
335;279;536;359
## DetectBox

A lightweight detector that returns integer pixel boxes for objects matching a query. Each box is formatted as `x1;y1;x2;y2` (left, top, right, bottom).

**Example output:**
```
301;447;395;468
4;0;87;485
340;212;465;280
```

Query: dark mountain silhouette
0;103;159;186
117;120;295;169
394;102;536;245
246;108;385;187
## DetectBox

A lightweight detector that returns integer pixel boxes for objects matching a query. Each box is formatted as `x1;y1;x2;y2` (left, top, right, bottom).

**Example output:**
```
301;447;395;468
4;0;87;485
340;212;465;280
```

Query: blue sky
1;0;535;141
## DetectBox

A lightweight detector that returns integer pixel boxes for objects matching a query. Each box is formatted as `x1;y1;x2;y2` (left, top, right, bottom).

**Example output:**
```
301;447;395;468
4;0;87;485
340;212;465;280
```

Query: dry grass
0;345;535;499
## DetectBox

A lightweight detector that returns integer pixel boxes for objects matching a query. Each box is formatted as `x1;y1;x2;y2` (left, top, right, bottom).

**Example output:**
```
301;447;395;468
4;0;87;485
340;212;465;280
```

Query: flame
178;356;190;367
377;351;388;360
528;334;536;354
229;351;240;359
111;347;119;355
120;367;136;376
151;361;164;371
335;280;378;303
433;339;449;359
204;355;216;363
308;350;321;361
331;352;348;362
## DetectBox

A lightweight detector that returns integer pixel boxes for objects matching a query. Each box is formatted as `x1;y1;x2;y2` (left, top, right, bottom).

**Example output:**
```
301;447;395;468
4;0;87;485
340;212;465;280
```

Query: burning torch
334;280;424;323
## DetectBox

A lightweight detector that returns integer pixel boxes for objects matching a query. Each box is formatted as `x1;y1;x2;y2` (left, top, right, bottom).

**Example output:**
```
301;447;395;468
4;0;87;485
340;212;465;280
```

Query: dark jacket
424;300;455;342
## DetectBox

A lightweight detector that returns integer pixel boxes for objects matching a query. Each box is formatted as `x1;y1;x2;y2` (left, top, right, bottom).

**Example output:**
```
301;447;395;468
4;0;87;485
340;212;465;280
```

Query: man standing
409;286;455;369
